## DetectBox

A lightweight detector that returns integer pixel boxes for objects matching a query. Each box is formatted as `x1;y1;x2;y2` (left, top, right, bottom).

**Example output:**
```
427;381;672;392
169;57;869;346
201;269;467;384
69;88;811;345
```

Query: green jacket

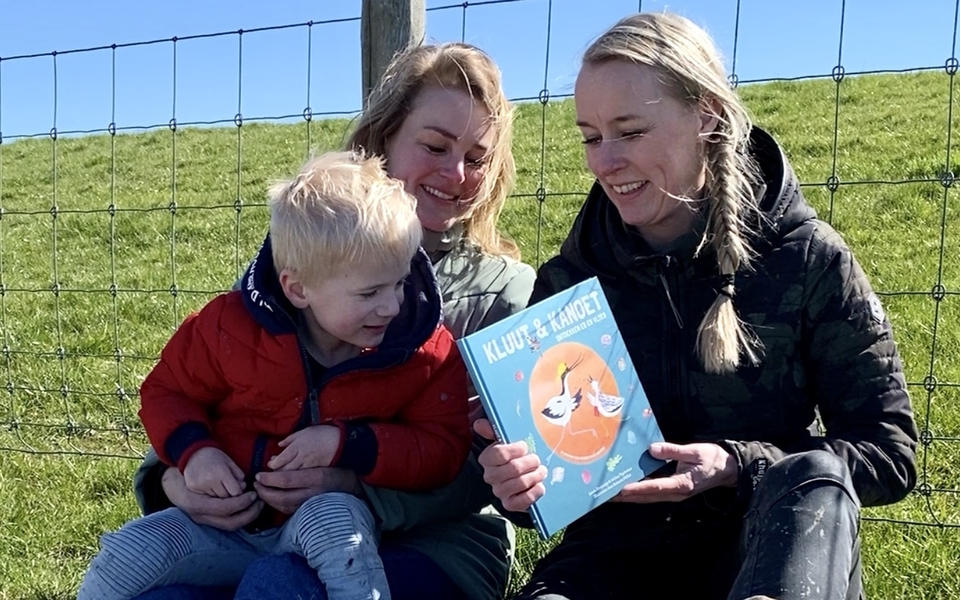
359;227;535;599
134;226;536;600
530;127;917;512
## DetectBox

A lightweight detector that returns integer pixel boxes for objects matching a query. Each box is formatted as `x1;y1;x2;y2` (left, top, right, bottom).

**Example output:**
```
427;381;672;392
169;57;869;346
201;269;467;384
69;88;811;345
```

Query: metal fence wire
0;0;958;532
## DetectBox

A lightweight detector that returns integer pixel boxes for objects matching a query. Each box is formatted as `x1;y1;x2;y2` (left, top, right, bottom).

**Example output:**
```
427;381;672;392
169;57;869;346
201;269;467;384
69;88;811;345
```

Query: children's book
457;276;667;539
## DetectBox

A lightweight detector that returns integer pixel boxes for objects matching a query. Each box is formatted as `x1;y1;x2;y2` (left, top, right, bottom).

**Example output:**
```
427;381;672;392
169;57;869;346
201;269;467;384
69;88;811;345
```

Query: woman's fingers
496;465;548;512
473;418;496;441
478;440;547;512
193;496;264;531
254;481;313;515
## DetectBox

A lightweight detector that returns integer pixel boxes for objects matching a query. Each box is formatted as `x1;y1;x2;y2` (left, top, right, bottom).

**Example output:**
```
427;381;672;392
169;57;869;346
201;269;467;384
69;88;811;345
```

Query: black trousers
514;450;862;600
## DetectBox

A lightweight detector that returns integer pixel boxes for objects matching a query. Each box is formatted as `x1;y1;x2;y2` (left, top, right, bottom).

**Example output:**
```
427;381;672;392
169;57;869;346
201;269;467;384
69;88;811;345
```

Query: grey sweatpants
78;492;390;600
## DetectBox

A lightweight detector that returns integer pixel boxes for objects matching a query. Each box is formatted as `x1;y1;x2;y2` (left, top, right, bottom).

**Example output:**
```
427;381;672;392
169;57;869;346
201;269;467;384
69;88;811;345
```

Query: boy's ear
279;269;309;309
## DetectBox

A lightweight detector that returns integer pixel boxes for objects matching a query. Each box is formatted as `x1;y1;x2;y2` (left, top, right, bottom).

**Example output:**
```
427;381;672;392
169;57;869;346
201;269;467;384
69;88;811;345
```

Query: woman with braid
477;12;918;600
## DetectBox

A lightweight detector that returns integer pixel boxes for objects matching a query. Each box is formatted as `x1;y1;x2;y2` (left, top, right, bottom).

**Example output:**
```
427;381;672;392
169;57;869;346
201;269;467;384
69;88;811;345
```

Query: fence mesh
0;0;958;533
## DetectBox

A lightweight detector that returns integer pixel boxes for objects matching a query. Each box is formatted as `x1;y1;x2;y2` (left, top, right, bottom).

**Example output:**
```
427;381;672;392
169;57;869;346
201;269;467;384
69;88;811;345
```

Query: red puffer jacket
139;238;471;495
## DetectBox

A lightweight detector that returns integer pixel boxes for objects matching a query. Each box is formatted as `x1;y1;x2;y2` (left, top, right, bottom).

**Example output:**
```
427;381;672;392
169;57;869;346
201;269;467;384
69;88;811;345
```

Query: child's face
384;86;495;234
286;258;411;357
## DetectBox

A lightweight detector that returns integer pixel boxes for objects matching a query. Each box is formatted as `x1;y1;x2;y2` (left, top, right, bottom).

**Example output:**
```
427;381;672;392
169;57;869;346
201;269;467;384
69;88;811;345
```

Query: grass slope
1;71;959;598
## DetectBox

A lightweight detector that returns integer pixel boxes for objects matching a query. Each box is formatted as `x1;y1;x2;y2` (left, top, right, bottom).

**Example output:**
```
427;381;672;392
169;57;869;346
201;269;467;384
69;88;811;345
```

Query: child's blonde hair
269;151;422;284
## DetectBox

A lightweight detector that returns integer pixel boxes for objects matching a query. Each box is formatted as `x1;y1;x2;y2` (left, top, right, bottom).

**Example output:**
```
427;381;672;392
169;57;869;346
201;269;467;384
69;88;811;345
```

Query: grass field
1;70;960;598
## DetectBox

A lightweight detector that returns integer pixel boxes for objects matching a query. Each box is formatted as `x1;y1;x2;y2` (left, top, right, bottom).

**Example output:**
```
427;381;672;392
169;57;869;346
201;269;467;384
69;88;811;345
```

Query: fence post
361;0;426;105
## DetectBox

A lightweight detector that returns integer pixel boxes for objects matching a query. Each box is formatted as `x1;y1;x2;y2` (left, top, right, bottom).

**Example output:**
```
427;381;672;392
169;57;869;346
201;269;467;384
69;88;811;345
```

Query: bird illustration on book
585;375;626;437
540;355;598;464
586;376;625;418
541;356;585;428
526;334;542;355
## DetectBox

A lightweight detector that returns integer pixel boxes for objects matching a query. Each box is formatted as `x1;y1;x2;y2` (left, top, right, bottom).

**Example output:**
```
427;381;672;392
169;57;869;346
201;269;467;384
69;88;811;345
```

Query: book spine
530;506;550;540
458;339;507;445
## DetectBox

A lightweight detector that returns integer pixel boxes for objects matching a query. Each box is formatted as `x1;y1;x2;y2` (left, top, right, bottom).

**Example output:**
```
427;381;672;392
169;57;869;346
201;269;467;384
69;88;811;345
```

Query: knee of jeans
243;552;308;577
83;510;197;598
236;553;322;600
756;451;859;510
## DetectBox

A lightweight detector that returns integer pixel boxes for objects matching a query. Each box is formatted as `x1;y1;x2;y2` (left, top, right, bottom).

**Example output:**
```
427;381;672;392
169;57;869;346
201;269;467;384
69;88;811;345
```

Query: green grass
2;70;960;598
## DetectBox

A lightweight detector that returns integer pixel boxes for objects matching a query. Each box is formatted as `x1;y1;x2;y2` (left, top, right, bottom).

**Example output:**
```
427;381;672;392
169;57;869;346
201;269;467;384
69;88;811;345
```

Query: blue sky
0;0;957;139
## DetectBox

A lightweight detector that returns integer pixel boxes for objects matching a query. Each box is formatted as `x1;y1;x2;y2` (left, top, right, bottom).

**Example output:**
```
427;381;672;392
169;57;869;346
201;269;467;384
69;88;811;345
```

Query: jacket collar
558;126;816;279
240;234;442;353
421;223;464;263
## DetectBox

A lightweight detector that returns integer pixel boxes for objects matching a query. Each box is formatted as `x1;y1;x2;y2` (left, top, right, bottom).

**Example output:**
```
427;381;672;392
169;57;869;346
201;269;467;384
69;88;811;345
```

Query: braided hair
584;12;762;373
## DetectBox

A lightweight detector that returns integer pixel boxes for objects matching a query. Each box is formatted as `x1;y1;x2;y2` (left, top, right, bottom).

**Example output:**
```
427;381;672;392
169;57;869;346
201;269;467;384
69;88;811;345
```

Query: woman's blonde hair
269;150;422;285
584;12;762;374
347;42;519;259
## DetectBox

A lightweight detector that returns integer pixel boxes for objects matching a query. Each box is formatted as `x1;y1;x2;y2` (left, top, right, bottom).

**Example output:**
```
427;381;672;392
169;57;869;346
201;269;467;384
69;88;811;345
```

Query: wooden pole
361;0;426;106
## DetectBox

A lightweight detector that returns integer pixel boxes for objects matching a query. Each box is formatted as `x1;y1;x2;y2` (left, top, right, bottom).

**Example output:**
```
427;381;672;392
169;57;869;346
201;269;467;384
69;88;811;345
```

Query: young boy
78;151;472;600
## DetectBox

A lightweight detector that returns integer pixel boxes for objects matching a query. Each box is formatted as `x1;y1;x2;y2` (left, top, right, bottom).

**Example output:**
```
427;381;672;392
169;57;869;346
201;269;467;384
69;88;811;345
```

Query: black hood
558;127;818;278
239;235;443;354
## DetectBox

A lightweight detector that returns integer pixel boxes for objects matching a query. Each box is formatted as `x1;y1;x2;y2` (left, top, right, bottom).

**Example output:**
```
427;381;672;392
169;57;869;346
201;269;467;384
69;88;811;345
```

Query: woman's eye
424;144;445;154
581;136;601;146
621;131;645;140
466;156;487;168
360;290;378;299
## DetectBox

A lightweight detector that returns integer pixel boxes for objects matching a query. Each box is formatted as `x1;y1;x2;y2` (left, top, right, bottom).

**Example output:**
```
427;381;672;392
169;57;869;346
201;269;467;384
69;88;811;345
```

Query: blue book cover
457;276;666;539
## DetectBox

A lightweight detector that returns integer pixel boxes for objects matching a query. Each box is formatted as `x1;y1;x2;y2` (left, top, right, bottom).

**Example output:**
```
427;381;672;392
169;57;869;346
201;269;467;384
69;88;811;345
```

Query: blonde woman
479;13;917;600
132;43;534;600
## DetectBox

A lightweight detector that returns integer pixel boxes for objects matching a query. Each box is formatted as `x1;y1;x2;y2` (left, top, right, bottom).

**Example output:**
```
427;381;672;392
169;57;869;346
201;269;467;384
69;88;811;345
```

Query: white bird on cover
540;356;584;428
586;376;625;418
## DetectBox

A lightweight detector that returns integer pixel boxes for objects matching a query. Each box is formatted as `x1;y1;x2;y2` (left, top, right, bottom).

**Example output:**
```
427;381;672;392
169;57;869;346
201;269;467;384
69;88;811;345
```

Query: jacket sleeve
361;437;496;531
138;295;233;471
133;447;174;515
723;227;918;508
354;327;472;491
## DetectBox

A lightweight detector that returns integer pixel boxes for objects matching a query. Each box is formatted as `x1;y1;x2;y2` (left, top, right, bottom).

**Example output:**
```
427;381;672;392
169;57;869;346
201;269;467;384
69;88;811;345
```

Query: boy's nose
378;293;402;318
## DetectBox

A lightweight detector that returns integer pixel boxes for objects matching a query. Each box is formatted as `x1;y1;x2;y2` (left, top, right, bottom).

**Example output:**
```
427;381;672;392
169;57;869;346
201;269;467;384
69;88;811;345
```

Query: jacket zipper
294;330;409;428
249;436;268;487
659;255;691;441
659;271;684;330
245;435;271;532
298;337;322;426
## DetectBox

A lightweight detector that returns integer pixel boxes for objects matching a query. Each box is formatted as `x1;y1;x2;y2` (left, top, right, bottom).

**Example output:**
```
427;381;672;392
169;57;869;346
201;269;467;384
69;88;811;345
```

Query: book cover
457;276;666;539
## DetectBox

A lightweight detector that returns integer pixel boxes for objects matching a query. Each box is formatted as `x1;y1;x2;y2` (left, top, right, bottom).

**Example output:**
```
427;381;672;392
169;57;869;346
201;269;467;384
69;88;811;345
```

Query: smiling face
575;59;718;249
281;258;410;364
384;86;495;233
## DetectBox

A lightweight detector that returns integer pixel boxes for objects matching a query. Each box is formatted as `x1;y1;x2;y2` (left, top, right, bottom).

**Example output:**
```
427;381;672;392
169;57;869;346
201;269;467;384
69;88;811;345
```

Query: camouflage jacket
532;127;917;508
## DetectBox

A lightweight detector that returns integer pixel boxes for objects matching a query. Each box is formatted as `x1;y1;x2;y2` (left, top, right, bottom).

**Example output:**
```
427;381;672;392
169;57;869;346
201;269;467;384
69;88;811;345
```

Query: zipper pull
308;389;320;424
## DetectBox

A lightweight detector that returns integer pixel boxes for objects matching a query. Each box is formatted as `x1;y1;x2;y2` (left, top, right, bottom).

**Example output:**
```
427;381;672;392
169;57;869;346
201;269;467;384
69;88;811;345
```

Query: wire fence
0;0;958;534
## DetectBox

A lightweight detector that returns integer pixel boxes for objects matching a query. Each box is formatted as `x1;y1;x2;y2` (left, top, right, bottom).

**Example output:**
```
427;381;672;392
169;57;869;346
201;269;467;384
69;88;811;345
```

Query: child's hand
268;425;341;471
183;447;246;498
